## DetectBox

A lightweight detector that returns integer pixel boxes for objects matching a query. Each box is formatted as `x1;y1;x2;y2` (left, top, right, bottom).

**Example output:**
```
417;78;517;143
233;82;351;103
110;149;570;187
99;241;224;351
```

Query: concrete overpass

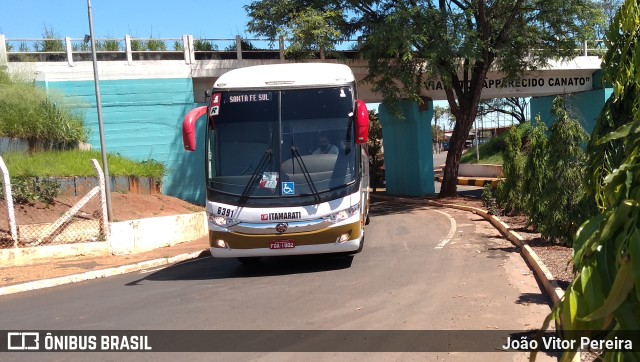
0;34;607;202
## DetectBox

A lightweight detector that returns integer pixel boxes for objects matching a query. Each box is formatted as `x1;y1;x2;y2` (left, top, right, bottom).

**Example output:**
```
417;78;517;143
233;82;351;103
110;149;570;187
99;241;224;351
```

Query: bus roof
213;63;356;90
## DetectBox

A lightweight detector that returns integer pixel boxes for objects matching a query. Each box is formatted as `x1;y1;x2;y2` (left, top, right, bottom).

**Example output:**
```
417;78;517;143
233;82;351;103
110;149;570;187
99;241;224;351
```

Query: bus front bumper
209;221;362;257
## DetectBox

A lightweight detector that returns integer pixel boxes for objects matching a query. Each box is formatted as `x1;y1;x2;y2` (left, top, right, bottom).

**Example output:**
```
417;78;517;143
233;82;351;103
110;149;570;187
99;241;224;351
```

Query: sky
0;0;463;120
0;0;255;39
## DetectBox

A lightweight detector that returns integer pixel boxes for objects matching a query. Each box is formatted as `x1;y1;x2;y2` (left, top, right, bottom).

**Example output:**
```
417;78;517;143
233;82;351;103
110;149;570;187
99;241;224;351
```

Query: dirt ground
7;193;204;224
0;193;204;248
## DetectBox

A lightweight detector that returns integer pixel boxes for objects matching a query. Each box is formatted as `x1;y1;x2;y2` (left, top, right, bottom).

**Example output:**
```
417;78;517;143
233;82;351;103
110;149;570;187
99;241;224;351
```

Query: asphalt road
0;201;554;361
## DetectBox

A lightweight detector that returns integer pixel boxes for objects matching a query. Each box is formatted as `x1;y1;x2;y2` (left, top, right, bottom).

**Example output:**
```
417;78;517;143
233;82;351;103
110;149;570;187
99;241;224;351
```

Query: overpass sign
424;70;595;100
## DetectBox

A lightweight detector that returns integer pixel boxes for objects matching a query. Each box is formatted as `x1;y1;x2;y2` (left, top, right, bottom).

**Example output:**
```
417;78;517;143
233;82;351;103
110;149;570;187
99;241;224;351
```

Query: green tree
522;117;549;231
433;105;449;151
246;0;601;197
479;98;529;125
286;8;343;59
544;0;640;360
592;0;623;40
539;96;590;245
496;126;525;213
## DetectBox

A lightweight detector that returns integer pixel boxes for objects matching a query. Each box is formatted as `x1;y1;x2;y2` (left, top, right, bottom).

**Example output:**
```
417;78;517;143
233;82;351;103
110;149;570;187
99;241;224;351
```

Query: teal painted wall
530;88;613;134
378;100;435;196
38;78;206;205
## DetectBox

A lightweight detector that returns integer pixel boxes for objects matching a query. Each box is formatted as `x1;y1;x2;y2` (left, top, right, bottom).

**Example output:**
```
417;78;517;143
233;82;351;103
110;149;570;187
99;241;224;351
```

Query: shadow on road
369;199;433;217
125;253;354;286
516;292;548;306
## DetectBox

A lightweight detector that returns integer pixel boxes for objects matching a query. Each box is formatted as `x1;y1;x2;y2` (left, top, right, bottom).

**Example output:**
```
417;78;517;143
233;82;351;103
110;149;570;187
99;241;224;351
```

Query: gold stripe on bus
209;222;361;249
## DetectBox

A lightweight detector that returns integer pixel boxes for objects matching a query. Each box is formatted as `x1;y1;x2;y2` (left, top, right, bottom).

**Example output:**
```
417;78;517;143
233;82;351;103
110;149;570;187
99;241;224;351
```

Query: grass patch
0;69;87;148
460;123;531;165
2;150;165;178
461;147;505;165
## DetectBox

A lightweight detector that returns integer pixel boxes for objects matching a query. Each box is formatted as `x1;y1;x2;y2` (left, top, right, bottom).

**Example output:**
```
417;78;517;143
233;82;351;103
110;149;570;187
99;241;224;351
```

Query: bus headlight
208;213;239;227
328;203;360;223
213;216;227;226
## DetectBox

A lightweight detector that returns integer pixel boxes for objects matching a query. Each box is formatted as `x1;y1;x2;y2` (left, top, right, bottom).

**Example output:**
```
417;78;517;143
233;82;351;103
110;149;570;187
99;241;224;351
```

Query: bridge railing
0;34;364;66
0;34;602;66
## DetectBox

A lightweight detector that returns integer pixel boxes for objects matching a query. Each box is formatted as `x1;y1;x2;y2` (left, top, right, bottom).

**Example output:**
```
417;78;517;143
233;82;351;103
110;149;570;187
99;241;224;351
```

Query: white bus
182;63;370;263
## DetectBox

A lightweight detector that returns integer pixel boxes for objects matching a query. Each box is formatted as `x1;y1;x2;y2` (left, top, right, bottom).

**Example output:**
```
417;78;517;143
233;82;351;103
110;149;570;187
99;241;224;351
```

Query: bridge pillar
378;100;435;196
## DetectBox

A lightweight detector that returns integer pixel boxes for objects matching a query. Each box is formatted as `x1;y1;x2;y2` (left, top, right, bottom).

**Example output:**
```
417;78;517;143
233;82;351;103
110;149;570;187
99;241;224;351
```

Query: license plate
269;239;295;249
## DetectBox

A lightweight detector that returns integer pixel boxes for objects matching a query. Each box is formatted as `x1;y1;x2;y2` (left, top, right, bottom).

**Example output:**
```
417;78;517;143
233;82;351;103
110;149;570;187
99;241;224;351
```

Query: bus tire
237;257;261;265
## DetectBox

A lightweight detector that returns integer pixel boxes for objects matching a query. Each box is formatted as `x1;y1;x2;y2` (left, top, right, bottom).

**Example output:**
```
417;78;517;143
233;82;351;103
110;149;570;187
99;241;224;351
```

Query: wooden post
92;159;109;242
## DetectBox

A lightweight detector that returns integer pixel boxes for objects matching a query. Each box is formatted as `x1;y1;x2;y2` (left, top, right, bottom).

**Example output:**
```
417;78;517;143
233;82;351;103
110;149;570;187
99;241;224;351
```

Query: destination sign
227;93;272;103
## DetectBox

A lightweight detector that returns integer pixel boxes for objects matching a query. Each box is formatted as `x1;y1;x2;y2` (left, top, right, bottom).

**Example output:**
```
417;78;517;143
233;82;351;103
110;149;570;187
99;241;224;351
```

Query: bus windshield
207;86;358;205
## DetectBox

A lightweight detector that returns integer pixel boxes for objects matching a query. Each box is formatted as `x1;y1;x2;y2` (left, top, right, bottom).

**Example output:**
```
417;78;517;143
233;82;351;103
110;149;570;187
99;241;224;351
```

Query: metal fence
0;158;108;249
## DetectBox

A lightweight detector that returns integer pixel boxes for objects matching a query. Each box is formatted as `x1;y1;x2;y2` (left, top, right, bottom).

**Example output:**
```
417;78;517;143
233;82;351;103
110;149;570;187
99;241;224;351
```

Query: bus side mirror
355;99;369;144
182;106;207;151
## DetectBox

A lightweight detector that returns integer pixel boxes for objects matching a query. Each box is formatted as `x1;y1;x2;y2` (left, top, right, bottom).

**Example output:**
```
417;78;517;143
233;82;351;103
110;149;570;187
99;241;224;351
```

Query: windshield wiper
238;149;272;205
290;146;321;202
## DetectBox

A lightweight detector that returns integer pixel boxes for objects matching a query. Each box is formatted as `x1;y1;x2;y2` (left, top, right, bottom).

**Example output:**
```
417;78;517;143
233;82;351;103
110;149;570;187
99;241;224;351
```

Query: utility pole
475;106;481;162
87;0;113;221
475;120;479;162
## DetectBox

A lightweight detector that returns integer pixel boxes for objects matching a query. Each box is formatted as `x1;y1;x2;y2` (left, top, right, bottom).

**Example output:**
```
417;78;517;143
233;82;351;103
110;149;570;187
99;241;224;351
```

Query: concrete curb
0;249;210;296
371;194;564;305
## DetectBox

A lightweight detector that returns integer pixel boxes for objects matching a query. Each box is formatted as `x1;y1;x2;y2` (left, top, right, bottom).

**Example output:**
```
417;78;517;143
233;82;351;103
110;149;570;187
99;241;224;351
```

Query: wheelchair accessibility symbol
282;182;295;195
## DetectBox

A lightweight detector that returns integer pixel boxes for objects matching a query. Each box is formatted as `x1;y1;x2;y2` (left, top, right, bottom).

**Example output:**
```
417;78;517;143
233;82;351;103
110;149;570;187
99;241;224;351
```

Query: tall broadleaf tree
246;0;601;197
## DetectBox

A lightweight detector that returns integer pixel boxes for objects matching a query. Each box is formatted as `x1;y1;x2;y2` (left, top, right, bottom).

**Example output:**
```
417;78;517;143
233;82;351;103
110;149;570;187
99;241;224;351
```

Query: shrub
550;1;640;357
522;117;549;229
130;39;146;51
481;183;499;215
0;73;88;149
147;38;167;51
97;38;120;52
537;96;591;245
194;39;217;51
496;125;525;213
1;176;60;205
